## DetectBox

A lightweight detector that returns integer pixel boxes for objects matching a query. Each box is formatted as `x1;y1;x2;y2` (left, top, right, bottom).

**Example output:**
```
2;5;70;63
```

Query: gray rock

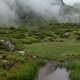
17;51;26;56
33;56;37;59
63;32;70;37
2;60;8;63
0;40;14;52
0;55;2;58
56;38;63;42
43;38;49;42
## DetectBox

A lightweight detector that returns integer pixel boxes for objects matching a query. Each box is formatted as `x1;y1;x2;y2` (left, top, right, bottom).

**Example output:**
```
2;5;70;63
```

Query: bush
13;33;26;39
0;30;7;34
0;42;9;51
16;26;29;32
76;36;80;40
20;37;40;44
9;27;16;30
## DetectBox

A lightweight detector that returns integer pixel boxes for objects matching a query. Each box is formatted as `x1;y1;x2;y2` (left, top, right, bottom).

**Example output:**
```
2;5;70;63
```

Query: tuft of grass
66;60;80;70
3;60;46;80
70;69;80;80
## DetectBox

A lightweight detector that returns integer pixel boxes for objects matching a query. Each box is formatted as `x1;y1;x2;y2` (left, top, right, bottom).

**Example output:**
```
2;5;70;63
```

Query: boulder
0;55;2;58
63;32;70;37
33;56;37;59
0;40;14;52
17;51;26;56
2;60;8;63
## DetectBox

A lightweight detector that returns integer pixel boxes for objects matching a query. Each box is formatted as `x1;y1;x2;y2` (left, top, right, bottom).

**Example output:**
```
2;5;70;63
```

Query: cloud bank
0;0;80;26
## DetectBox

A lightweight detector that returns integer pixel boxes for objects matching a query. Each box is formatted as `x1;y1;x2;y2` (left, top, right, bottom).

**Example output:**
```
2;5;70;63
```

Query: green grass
66;60;80;80
70;69;80;80
24;42;80;61
2;60;46;80
66;60;80;70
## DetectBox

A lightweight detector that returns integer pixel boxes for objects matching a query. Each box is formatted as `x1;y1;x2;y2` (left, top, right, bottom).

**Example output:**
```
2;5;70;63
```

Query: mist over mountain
0;0;80;26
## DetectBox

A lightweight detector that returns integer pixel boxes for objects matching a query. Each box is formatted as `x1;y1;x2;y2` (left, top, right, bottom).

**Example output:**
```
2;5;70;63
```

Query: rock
61;54;72;56
0;40;5;42
0;55;2;58
63;32;70;37
56;38;63;42
17;51;26;56
43;38;49;42
33;56;37;59
2;60;8;63
61;54;67;56
3;41;14;52
0;40;14;52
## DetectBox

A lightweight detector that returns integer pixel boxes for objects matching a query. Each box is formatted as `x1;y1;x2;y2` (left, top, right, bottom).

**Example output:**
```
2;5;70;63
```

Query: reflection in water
36;62;70;80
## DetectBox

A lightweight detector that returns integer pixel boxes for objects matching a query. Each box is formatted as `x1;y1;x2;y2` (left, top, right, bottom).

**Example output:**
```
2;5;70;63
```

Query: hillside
18;0;80;28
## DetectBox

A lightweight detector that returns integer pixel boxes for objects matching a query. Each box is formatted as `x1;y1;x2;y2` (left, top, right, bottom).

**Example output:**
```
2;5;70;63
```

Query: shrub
20;37;39;44
9;27;16;30
13;33;26;39
76;36;80;40
16;26;29;32
0;42;9;51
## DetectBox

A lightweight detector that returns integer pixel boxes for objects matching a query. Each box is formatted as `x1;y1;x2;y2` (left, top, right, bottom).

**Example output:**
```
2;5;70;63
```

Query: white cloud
63;0;80;5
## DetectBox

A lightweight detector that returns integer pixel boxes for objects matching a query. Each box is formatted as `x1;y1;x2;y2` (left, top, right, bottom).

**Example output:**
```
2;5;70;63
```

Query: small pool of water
35;62;70;80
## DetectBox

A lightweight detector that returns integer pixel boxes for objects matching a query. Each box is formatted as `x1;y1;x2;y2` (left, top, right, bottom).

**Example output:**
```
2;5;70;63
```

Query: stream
35;62;70;80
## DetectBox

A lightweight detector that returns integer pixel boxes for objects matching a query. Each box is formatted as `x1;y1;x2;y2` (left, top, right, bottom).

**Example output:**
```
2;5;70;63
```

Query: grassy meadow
24;42;80;61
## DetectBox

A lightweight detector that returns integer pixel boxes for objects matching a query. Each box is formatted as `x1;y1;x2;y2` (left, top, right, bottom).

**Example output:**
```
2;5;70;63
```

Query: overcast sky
63;0;80;5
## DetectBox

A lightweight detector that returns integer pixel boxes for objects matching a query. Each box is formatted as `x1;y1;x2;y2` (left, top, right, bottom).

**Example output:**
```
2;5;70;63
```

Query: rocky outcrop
0;39;14;52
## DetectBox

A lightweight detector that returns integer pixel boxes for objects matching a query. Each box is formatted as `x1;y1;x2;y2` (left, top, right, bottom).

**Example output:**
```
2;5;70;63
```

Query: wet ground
35;62;70;80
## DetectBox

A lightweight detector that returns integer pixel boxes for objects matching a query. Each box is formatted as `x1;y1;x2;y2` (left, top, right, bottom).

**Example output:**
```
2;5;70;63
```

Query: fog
0;0;80;26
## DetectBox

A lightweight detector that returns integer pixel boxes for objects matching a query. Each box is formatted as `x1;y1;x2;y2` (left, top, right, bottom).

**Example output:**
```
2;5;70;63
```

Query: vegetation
0;23;80;80
24;42;80;61
2;60;46;80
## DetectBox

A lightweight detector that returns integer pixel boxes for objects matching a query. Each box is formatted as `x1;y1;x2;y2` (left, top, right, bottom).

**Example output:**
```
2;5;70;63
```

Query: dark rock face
51;0;64;5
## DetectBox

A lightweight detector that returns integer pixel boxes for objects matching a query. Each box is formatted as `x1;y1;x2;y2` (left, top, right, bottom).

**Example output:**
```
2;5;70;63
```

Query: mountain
18;0;80;28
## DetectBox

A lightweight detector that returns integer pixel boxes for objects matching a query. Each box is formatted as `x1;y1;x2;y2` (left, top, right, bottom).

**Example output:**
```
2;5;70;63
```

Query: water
36;62;70;80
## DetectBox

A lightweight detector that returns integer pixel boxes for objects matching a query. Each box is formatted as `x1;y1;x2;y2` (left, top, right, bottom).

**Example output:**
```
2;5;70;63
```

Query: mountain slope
19;0;80;28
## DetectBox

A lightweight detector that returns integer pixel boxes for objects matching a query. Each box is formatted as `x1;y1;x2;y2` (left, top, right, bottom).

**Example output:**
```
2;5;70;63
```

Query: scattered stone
63;32;70;37
17;51;26;56
56;38;63;42
0;40;14;52
0;55;2;58
2;60;8;63
43;38;49;42
3;41;14;52
47;36;51;39
61;54;72;56
61;54;67;56
33;56;37;59
0;40;5;42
